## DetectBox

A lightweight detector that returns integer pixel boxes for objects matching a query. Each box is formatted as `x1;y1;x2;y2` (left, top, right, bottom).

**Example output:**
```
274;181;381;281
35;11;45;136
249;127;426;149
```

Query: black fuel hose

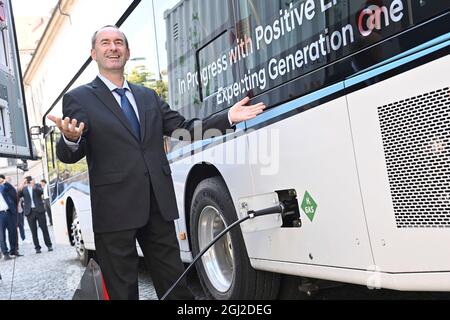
161;203;286;300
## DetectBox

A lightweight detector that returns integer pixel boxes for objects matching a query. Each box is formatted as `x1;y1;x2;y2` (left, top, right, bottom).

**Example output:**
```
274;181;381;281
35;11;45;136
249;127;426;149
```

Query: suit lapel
90;77;140;142
129;83;147;142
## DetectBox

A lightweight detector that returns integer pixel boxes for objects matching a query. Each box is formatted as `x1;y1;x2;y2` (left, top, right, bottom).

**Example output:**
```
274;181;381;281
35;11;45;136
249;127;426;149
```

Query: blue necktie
114;88;141;140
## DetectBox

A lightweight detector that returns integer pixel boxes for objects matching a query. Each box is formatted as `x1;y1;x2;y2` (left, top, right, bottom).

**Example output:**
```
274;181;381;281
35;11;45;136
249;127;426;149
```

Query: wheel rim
71;209;85;258
198;206;234;293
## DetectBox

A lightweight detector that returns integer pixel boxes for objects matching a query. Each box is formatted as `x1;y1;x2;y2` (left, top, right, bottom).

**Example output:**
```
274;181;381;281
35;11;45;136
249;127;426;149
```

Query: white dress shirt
63;75;139;148
27;185;36;208
43;184;50;200
0;192;9;212
97;73;141;121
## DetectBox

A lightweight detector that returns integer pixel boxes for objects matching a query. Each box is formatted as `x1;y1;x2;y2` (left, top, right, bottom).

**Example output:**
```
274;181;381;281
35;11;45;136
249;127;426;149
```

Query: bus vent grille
173;23;179;41
378;87;450;228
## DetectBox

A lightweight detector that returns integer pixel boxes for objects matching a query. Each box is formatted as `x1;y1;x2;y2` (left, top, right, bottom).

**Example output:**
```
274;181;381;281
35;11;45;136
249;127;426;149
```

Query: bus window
235;0;347;96
234;0;414;98
198;31;239;106
410;0;450;24
0;28;8;67
48;128;88;184
165;0;232;119
0;1;7;67
45;127;56;171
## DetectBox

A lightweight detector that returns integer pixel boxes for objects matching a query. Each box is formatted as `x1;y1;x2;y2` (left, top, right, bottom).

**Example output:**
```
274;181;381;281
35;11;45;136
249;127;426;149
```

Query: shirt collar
97;74;131;92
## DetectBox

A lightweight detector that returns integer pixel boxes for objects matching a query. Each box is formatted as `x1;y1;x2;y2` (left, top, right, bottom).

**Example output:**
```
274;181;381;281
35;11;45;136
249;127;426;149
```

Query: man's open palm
48;115;85;143
229;97;266;124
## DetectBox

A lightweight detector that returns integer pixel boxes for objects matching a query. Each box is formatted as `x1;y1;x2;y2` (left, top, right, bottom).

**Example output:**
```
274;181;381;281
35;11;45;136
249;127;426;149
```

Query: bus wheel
71;208;89;267
190;177;280;300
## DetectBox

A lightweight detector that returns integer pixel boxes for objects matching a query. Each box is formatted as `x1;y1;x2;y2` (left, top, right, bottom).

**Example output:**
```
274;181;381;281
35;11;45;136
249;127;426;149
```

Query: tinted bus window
231;0;413;99
198;31;239;105
165;0;231;119
410;0;450;24
0;30;7;66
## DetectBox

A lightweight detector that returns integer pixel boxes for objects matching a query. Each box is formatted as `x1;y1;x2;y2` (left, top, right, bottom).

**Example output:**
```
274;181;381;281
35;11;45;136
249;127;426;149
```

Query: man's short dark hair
25;176;32;183
91;25;129;49
41;179;47;184
0;174;5;180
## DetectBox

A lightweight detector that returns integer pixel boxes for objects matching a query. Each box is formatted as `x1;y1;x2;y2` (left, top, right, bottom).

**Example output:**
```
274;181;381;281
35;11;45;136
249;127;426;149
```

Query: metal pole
152;0;162;81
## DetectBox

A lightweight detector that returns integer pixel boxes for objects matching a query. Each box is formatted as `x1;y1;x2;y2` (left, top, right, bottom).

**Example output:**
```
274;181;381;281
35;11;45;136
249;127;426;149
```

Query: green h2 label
301;191;318;222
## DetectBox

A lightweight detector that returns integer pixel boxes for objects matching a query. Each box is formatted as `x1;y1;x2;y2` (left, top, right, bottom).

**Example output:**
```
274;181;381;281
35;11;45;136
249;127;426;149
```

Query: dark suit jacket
0;182;17;215
18;185;45;216
56;77;232;233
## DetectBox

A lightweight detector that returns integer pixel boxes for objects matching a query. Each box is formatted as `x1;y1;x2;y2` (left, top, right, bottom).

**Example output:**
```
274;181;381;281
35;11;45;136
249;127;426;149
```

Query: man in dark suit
0;175;18;259
18;177;53;254
40;179;53;226
48;26;265;300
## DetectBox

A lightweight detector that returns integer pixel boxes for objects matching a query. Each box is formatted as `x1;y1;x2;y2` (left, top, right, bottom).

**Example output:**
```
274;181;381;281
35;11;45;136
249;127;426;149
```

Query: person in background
0;174;19;259
16;196;26;243
18;176;53;254
40;179;53;226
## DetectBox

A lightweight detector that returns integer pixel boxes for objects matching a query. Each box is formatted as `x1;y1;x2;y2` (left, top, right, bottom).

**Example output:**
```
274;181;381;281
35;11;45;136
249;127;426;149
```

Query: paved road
0;226;158;300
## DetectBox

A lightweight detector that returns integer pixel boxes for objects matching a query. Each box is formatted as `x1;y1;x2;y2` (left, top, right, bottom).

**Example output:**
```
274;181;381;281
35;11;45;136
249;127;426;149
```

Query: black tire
190;177;280;300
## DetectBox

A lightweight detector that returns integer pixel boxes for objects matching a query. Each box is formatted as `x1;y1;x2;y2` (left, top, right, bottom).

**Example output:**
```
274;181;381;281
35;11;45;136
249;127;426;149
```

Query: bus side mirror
17;160;29;172
30;126;43;139
30;125;54;139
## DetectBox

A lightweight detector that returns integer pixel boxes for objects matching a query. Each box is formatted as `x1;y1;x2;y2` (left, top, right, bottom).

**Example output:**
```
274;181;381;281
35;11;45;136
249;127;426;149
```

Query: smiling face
91;27;130;76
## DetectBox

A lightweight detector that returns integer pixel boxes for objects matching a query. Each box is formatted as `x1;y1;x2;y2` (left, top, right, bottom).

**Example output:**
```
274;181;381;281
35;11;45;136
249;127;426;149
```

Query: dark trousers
94;191;193;300
26;209;52;250
0;210;17;255
0;211;9;255
43;199;53;225
17;211;25;241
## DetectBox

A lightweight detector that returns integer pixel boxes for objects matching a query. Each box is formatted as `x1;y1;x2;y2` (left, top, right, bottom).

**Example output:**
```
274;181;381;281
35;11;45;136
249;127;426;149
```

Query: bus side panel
246;96;374;270
347;54;450;273
201;131;255;214
171;151;202;254
74;193;95;250
52;199;72;246
170;132;253;256
52;189;94;250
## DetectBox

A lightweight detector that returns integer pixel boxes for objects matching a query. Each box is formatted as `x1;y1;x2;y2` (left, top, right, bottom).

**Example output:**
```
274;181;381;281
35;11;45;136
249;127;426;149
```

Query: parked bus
47;0;450;299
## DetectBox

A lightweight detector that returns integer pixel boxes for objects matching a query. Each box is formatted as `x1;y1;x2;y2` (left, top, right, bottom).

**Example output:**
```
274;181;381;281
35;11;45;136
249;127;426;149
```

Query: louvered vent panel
378;87;450;228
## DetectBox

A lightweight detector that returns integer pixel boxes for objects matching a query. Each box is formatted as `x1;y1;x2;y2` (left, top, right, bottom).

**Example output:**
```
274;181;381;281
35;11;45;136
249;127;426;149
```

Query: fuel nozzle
247;202;287;219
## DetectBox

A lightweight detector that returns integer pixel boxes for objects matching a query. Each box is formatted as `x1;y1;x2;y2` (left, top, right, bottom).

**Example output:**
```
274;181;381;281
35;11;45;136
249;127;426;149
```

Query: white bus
47;0;450;299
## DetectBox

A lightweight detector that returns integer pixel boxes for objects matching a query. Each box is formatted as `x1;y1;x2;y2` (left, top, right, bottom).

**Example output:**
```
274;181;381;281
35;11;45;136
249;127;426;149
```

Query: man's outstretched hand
229;97;266;124
47;115;85;143
47;97;262;139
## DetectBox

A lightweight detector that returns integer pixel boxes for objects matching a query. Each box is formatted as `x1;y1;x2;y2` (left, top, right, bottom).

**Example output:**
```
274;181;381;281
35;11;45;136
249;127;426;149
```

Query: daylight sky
11;0;180;74
11;0;57;17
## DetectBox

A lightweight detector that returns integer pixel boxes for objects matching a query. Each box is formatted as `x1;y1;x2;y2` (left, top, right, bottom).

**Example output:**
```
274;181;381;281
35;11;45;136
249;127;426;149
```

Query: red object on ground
72;259;110;300
102;276;110;300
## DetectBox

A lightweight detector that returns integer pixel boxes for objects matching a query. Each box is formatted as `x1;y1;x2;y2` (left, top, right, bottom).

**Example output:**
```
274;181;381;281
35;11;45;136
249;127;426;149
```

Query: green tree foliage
153;79;168;101
126;65;168;101
127;65;150;85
